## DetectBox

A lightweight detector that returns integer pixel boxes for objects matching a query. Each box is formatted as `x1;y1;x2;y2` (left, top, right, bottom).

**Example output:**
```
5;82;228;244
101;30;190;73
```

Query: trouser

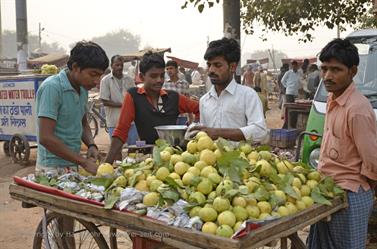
307;188;374;249
108;123;139;145
282;94;297;128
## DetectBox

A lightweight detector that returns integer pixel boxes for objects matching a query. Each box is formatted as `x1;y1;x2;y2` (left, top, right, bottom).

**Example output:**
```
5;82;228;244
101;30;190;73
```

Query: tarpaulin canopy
122;48;171;61
166;56;199;69
27;52;69;68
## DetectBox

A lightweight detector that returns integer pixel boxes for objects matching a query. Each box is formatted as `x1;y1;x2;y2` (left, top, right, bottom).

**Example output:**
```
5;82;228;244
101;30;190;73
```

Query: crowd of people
33;37;376;249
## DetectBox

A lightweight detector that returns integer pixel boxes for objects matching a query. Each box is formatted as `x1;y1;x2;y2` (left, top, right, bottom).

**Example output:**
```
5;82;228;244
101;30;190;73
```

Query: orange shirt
113;87;199;143
318;83;377;192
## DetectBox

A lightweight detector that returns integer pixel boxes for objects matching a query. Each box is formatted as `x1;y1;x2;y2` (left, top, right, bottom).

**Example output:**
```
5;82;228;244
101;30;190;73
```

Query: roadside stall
0;74;49;164
9;126;347;249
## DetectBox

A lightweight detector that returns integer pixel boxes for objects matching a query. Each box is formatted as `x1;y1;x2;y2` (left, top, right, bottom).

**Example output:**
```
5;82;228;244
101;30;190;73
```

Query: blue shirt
281;69;300;96
36;70;88;167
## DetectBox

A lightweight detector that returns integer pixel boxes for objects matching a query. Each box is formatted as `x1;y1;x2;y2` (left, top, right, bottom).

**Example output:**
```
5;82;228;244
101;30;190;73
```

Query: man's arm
351;113;377;184
191;126;245;141
101;99;122;107
281;71;289;88
104;137;124;164
178;94;199;121
82;113;99;160
39;117;98;174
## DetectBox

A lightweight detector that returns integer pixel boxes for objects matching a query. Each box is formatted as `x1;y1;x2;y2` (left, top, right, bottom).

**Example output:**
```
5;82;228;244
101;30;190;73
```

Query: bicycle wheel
33;212;109;249
87;113;99;139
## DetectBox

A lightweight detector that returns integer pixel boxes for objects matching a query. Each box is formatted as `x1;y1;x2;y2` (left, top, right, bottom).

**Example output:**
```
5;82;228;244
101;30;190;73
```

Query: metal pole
39;22;41;49
15;0;28;71
223;0;241;82
0;0;2;59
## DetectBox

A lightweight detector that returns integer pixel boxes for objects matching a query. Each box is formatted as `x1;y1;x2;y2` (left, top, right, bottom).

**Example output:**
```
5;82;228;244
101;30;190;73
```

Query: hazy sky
2;0;353;65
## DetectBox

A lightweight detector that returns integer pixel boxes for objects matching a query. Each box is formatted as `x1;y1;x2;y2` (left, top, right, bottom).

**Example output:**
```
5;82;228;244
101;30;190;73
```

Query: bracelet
87;143;98;150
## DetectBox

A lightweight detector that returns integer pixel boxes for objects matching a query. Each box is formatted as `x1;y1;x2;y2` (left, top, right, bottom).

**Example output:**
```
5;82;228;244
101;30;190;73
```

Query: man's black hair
291;60;298;66
139;52;165;74
111;55;124;65
67;41;109;71
319;38;359;68
204;37;240;64
166;60;178;68
254;86;262;92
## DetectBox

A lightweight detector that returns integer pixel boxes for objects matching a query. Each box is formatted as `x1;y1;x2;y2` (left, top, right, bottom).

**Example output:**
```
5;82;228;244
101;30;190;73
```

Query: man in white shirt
281;60;300;103
193;38;267;142
100;55;137;144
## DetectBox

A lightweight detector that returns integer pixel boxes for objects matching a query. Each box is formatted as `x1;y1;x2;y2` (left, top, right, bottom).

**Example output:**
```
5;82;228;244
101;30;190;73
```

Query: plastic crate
269;129;299;148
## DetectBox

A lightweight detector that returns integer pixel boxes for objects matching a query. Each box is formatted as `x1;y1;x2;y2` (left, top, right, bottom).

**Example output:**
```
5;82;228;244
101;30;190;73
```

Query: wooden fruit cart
9;181;347;249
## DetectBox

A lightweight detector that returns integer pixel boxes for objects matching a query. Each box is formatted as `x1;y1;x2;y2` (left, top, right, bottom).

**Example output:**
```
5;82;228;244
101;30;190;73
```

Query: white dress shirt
199;79;267;142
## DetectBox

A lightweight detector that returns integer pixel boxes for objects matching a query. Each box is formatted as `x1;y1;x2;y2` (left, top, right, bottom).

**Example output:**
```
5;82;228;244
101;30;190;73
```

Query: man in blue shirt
36;41;109;176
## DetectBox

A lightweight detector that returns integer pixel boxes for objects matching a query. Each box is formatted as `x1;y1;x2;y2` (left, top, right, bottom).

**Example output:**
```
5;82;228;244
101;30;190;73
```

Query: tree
182;0;372;41
82;29;141;58
1;30;66;58
357;5;377;29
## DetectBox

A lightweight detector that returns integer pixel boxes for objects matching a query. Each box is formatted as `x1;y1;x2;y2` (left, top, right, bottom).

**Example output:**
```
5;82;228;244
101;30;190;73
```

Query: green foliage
217;150;249;184
356;6;377;29
182;0;372;42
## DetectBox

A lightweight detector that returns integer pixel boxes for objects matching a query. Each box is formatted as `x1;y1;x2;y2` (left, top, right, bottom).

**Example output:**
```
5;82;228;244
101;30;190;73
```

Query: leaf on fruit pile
256;145;272;152
86;177;114;190
165;176;183;189
282;184;300;200
311;187;332;206
152;146;162;167
216;137;234;153
253;186;270;201
190;176;202;187
35;175;50;186
269;193;284;209
155;139;168;148
217;151;248;184
161;189;180;203
294;161;311;170
224;189;239;199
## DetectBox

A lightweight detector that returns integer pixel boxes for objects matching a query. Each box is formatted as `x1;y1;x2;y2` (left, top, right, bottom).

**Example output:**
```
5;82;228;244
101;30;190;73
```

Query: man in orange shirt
104;52;199;163
307;39;377;249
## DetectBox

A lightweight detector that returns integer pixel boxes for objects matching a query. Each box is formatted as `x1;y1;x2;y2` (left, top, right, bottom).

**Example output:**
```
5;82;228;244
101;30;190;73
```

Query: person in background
259;67;268;99
242;65;254;88
254;86;268;117
307;38;377;249
104;52;199;163
281;60;300;128
100;55;138;144
192;38;267;142
180;66;192;84
307;64;320;99
163;60;193;124
278;63;289;109
191;67;203;85
127;60;136;80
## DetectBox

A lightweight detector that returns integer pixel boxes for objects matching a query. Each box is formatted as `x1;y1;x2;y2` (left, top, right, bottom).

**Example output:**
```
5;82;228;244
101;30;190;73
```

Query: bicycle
87;93;108;139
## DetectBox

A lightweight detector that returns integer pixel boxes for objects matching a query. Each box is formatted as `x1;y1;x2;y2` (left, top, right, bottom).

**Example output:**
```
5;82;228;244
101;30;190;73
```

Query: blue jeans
108;123;138;145
177;116;188;125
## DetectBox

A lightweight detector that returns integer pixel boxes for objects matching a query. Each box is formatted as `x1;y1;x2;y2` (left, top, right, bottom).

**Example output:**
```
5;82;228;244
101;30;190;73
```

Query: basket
269;129;299;148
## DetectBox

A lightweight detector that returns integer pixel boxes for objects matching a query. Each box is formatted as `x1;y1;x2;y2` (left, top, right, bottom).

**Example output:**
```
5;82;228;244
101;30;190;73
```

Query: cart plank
9;184;239;249
9;183;347;249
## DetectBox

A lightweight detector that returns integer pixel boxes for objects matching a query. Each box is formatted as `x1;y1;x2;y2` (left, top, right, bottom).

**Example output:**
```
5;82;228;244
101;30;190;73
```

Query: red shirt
113;87;199;143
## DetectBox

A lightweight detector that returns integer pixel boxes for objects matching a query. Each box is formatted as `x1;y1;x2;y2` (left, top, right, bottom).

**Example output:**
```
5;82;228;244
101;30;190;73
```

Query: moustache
324;80;335;85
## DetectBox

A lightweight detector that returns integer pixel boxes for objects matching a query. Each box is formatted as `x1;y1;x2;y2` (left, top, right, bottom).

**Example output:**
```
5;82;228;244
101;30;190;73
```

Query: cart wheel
9;134;30;164
87;113;99;139
3;141;10;157
33;212;110;249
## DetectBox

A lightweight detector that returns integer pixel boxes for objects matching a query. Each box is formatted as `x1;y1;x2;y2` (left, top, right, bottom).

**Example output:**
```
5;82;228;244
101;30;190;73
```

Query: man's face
166;65;178;79
320;58;357;96
71;64;103;90
206;56;236;85
292;63;299;72
111;58;124;78
140;67;165;93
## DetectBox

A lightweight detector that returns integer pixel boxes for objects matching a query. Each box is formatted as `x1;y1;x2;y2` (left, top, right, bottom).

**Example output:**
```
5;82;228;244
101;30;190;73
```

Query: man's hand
190;125;217;139
81;158;98;175
87;146;99;161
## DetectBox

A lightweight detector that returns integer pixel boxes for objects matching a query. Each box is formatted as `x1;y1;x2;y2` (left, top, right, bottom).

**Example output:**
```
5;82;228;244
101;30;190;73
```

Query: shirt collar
137;86;168;96
209;78;237;97
59;70;75;92
328;83;355;107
